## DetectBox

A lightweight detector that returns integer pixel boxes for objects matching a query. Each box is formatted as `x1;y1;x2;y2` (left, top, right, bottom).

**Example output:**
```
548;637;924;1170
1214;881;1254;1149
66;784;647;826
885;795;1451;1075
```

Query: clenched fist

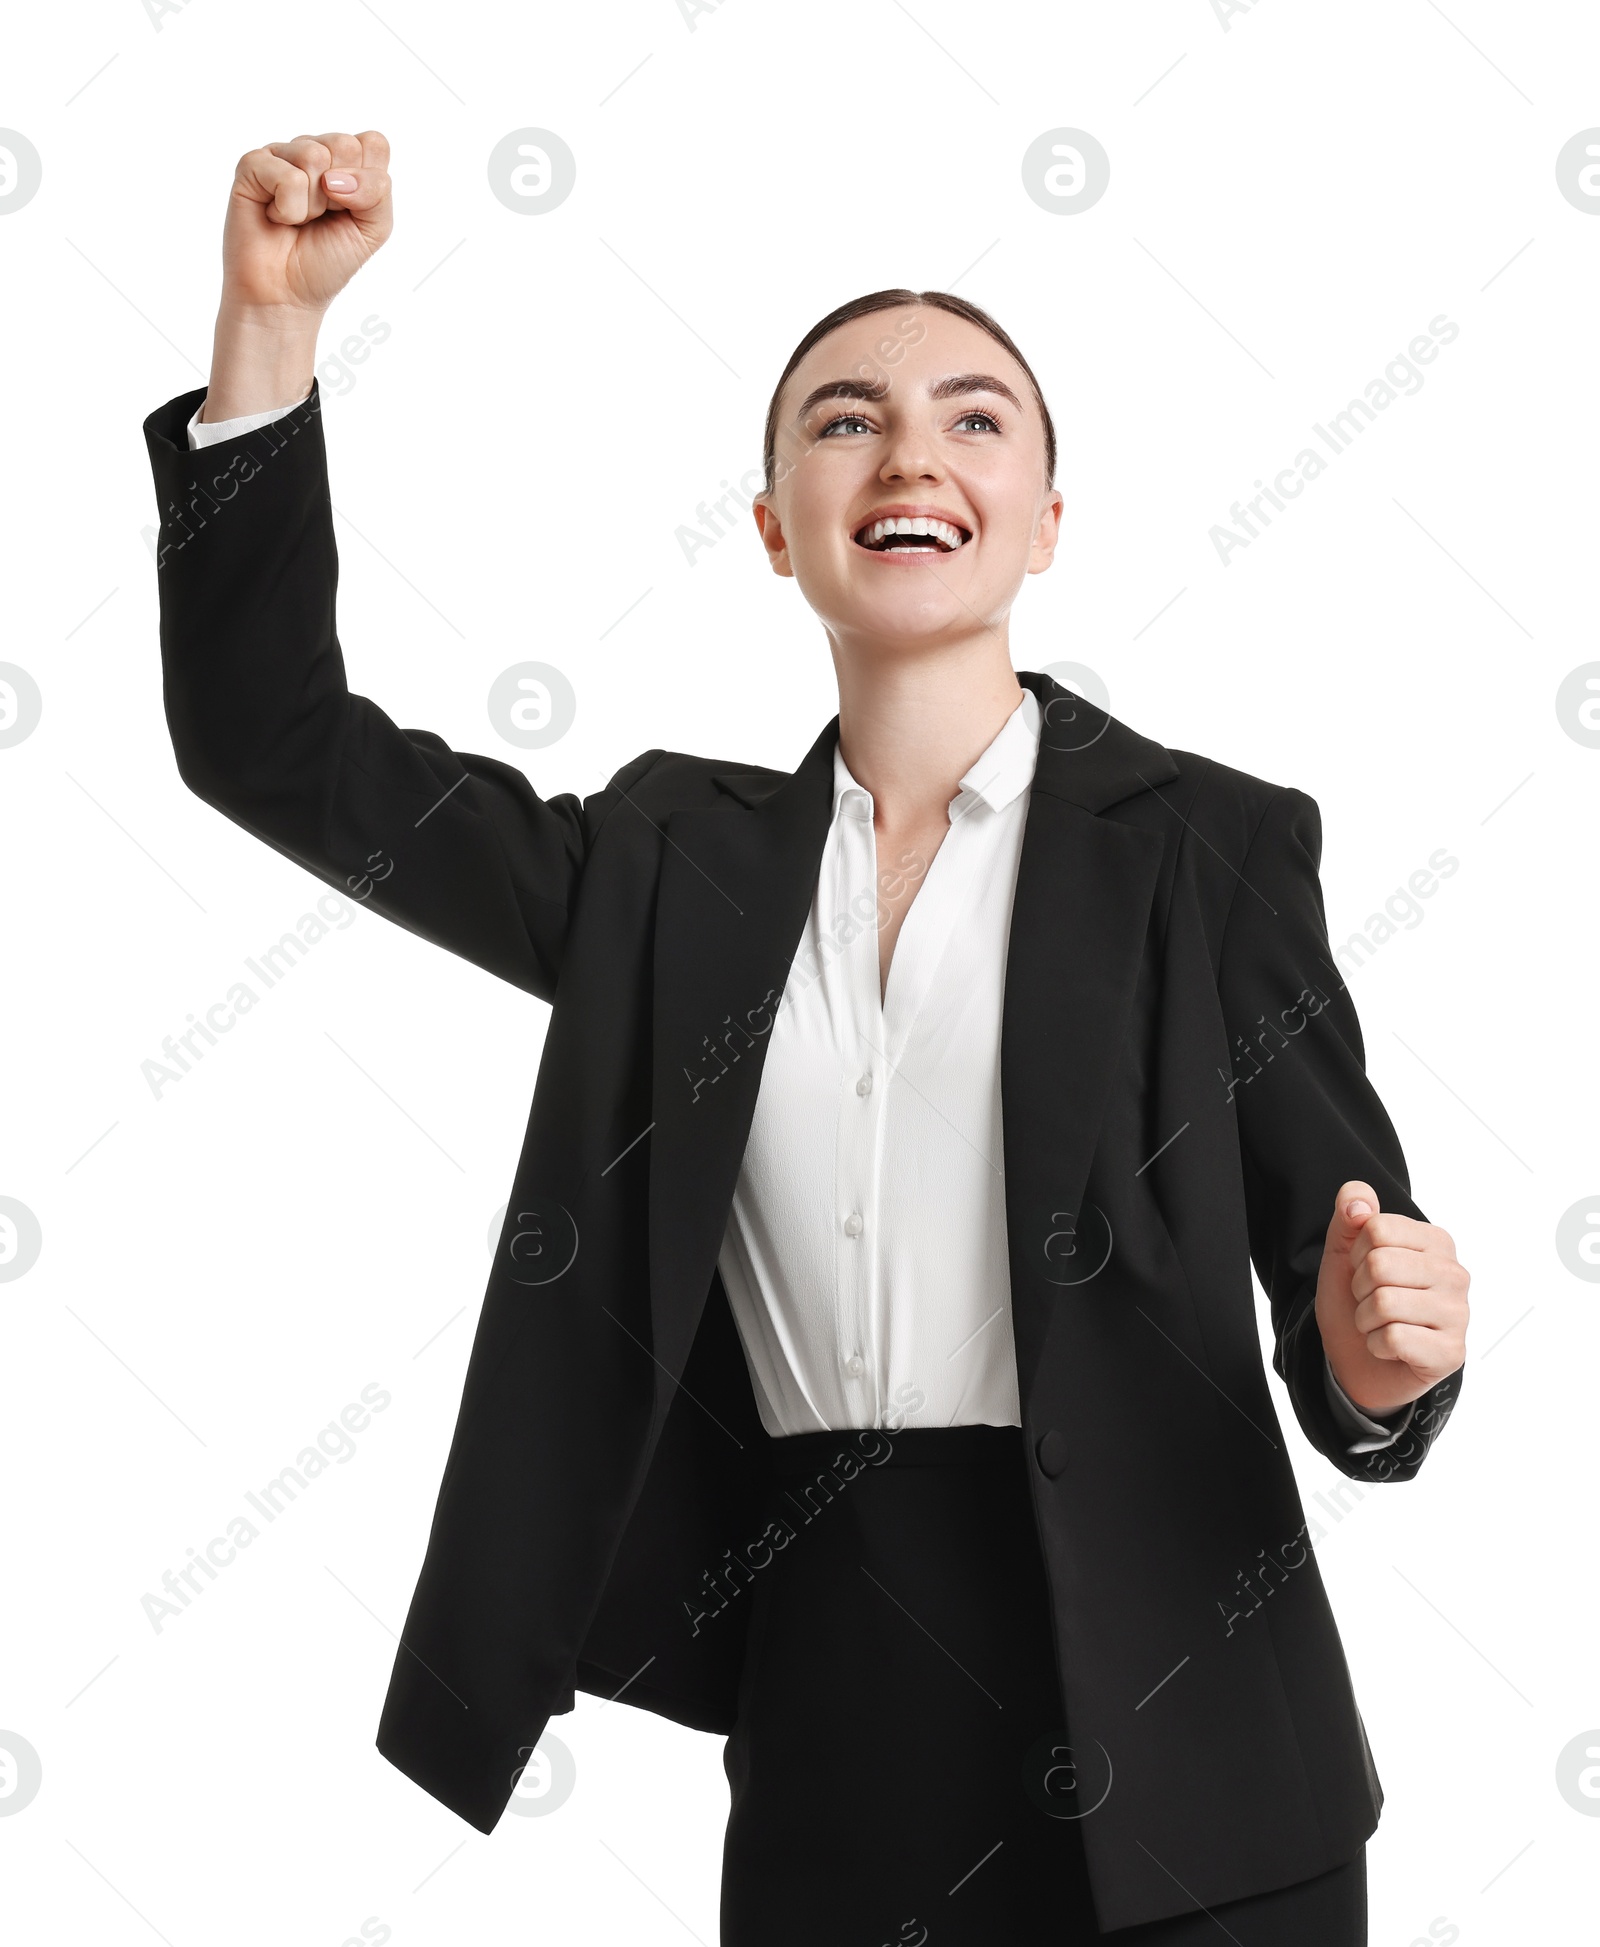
222;129;392;316
1315;1179;1469;1419
203;129;392;422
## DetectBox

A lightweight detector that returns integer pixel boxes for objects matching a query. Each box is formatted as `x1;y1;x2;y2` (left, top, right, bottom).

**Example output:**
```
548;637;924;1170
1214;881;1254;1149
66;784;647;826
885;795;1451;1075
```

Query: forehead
779;305;1032;417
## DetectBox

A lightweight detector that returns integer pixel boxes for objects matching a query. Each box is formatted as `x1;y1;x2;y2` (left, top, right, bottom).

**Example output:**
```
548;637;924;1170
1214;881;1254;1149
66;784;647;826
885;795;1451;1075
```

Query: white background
2;1;1596;1942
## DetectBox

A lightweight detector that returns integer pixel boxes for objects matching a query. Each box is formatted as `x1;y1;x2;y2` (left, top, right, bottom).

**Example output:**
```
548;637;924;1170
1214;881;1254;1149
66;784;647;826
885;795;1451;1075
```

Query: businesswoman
145;131;1470;1945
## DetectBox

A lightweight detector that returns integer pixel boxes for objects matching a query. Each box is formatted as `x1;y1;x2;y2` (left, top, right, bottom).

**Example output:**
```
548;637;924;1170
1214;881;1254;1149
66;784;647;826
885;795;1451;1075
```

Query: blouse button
843;1212;864;1238
856;1073;873;1096
845;1353;865;1377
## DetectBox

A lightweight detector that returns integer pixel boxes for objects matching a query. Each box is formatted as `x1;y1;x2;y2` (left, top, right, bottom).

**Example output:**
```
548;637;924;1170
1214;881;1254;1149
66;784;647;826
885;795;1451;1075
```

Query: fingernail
1348;1198;1373;1218
325;172;356;191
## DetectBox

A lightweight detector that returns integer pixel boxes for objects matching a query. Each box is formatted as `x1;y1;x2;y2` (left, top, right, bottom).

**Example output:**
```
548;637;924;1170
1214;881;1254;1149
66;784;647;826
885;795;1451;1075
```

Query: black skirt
719;1422;1366;1947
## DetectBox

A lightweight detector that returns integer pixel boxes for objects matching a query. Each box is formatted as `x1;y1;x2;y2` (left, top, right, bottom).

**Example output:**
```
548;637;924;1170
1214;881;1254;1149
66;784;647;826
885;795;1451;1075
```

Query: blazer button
1035;1429;1069;1479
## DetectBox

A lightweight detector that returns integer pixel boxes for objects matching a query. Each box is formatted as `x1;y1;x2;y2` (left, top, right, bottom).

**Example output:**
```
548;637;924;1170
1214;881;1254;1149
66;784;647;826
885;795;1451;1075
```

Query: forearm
145;380;347;840
201;305;323;422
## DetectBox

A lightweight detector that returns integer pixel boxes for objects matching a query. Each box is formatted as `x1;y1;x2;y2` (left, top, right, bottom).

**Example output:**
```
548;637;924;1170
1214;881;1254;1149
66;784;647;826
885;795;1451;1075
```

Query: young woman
145;130;1470;1946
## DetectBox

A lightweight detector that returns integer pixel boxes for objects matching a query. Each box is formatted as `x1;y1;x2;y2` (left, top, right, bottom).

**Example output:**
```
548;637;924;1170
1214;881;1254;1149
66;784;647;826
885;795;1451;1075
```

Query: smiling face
754;305;1063;662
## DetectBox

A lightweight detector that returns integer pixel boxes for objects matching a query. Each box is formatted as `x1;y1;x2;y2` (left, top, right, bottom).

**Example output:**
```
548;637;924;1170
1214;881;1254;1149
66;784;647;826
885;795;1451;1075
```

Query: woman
145;131;1470;1945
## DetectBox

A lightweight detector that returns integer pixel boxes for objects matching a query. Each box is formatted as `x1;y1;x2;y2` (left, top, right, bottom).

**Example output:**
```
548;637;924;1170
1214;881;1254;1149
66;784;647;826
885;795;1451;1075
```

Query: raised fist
220;129;392;320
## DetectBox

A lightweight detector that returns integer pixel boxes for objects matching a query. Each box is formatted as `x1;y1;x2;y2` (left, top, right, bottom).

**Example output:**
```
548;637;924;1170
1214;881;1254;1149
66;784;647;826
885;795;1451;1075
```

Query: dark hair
761;288;1057;495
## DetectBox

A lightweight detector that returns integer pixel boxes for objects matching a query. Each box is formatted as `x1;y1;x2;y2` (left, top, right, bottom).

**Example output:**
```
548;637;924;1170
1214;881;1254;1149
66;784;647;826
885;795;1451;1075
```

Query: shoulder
1113;743;1326;945
1151;745;1322;867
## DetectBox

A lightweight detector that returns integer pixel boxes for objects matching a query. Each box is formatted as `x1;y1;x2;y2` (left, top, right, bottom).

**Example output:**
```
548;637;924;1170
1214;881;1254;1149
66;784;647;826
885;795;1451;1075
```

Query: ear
1027;488;1065;576
752;496;795;579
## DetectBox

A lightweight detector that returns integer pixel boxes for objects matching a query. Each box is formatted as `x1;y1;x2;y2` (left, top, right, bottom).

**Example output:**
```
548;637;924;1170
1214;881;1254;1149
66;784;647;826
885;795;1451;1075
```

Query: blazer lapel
1002;671;1177;1414
642;668;1179;1435
646;717;838;1413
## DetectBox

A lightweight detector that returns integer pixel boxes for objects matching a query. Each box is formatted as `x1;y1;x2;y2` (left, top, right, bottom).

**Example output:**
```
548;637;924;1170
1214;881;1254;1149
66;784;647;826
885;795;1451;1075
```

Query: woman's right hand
202;129;392;422
221;130;393;318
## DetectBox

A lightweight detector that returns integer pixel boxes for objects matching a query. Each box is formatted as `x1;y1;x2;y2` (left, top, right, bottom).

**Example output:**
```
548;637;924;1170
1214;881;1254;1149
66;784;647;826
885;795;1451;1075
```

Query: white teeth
860;515;966;550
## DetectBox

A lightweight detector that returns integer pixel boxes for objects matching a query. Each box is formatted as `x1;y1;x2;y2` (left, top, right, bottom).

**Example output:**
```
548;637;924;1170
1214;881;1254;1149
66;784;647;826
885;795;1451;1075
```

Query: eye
954;409;1002;433
816;411;875;438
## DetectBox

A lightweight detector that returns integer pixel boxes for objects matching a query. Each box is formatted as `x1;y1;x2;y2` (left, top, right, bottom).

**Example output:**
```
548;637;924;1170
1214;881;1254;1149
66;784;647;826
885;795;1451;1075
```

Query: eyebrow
794;371;1024;421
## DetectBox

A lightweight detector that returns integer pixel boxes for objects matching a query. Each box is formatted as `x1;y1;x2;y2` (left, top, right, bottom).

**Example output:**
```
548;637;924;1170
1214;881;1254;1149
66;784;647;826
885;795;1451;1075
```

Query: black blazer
145;379;1462;1932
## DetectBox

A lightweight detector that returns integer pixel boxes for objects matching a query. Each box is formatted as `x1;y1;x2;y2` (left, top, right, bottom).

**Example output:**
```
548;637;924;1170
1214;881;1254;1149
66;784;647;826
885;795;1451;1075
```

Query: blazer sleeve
143;380;661;1003
1215;784;1463;1483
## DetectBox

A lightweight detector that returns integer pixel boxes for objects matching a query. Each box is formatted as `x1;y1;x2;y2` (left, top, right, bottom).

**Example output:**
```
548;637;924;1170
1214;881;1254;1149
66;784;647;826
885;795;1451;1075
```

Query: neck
830;636;1027;823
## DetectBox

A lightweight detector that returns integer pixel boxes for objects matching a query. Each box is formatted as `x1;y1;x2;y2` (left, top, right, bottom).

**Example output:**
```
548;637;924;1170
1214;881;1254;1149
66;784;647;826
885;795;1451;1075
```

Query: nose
879;414;944;485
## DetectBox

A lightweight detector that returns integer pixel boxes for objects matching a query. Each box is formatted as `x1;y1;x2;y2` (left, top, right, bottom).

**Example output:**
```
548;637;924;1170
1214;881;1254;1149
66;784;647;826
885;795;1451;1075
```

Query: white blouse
714;689;1040;1436
184;391;1412;1456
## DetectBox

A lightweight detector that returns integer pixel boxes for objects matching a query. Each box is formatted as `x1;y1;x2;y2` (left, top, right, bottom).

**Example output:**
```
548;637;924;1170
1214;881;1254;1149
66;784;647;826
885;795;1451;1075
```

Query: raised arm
146;132;659;1000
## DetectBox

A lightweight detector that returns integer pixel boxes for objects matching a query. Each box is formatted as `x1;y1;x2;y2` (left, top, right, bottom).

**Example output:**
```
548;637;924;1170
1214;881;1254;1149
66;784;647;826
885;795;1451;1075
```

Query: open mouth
852;515;970;554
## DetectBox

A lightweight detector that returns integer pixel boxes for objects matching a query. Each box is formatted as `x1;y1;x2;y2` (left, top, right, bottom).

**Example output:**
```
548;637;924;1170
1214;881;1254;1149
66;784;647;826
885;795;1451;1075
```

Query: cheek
782;485;850;563
978;495;1046;560
964;454;1050;551
996;478;1058;549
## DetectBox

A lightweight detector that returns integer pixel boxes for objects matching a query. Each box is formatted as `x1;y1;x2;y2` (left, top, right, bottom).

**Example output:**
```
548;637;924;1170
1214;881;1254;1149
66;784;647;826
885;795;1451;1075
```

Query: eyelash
815;408;1004;438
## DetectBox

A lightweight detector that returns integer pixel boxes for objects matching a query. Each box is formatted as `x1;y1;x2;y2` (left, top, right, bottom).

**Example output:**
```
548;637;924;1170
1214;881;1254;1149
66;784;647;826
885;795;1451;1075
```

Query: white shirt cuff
187;387;313;451
1323;1357;1416;1453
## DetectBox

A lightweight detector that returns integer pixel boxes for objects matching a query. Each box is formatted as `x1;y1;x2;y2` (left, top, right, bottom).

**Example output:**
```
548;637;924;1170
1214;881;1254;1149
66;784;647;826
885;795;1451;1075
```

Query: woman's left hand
1315;1180;1470;1419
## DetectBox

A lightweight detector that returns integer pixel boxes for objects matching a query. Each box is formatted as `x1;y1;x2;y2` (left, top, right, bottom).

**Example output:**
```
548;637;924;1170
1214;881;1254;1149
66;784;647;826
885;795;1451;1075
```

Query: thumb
1325;1180;1378;1257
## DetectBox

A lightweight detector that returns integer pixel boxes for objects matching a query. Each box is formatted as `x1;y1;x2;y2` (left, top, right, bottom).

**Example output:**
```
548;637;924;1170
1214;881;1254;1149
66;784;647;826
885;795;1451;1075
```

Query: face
754;306;1063;658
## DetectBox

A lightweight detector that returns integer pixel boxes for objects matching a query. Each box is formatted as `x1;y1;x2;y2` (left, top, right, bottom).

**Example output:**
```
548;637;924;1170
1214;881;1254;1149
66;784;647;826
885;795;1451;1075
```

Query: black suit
144;379;1461;1933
